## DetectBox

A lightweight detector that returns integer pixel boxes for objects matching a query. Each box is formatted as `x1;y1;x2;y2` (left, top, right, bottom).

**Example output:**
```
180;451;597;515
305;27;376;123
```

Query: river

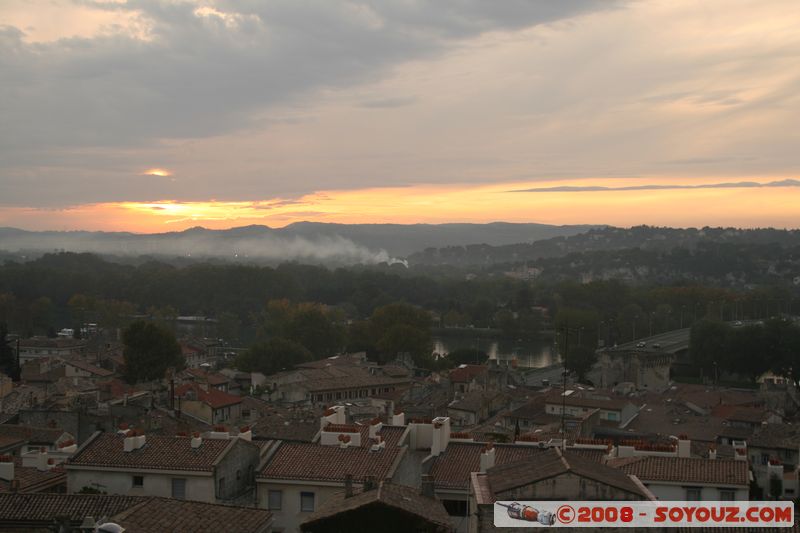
432;335;560;368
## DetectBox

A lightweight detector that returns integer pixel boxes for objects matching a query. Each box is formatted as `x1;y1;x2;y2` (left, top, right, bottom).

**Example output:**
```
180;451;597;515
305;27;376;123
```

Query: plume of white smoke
0;230;408;266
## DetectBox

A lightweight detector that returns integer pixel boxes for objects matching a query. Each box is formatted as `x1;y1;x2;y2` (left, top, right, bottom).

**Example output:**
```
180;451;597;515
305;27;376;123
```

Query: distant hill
407;226;800;266
0;222;595;264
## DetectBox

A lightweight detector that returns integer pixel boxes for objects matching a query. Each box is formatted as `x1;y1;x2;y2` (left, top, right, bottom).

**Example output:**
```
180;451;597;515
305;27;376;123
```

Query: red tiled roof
0;494;273;532
175;383;242;409
449;365;488;383
67;433;232;472
259;425;407;483
64;359;114;377
0;457;66;493
487;448;647;498
429;442;545;490
111;496;273;532
544;391;631;411
185;368;230;386
100;378;140;400
610;456;749;486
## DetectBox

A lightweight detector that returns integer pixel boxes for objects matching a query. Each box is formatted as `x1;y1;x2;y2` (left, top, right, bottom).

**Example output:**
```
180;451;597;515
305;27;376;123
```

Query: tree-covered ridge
409;225;800;268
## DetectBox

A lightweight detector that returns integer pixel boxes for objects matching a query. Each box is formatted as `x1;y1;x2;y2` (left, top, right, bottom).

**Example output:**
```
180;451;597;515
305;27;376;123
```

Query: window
218;477;225;495
300;491;315;512
236;469;241;481
685;487;702;501
719;489;735;501
443;499;468;517
132;475;143;488
268;490;283;510
172;478;186;500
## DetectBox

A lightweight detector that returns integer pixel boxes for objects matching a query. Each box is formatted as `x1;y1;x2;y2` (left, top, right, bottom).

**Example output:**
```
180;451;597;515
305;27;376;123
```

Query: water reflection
432;336;560;368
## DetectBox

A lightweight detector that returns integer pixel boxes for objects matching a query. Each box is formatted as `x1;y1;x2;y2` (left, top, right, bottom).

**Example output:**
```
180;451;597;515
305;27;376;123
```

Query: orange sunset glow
2;177;798;233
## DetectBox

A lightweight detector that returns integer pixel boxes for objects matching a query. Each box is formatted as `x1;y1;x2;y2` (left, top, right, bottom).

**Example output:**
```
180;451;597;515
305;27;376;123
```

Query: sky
1;0;799;232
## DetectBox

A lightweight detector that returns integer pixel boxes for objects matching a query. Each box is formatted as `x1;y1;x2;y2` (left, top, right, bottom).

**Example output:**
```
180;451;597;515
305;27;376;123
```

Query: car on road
636;342;646;348
652;343;661;349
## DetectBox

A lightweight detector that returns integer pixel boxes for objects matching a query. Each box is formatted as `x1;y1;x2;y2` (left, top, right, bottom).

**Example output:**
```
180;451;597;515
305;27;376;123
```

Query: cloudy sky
1;0;799;231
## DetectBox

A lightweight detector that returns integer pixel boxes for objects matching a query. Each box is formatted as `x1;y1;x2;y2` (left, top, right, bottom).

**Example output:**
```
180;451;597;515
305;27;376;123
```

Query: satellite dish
96;524;126;533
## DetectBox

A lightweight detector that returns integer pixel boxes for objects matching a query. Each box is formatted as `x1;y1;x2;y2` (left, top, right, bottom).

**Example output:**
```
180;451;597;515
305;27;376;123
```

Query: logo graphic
497;502;556;525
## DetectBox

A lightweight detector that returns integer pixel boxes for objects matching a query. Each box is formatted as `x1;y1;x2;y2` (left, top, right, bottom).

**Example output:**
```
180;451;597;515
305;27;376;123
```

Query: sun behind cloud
143;168;172;177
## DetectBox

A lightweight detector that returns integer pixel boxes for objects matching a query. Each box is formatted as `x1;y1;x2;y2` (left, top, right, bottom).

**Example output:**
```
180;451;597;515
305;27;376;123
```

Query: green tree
122;321;183;384
234;338;313;375
0;323;20;381
565;345;597;382
446;348;488;366
688;320;730;377
369;303;432;366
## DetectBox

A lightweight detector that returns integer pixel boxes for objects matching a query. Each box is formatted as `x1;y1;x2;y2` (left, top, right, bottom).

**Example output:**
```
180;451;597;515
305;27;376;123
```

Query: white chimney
677;435;691;458
0;457;14;481
123;435;136;453
431;417;451;456
708;446;717;460
735;447;748;461
391;410;405;426
238;426;252;441
339;434;352;449
480;443;496;473
191;433;203;449
135;433;146;450
368;418;383;439
370;435;386;452
36;450;51;472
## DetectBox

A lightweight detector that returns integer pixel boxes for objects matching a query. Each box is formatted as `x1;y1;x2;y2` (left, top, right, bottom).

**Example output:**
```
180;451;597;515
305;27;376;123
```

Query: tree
369;303;432;366
688;320;729;377
0;323;20;381
565;345;597;382
446;348;488;366
122;321;183;384
234;338;313;375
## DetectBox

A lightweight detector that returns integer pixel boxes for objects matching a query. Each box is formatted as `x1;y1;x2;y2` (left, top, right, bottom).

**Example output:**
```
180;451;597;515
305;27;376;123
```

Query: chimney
734;447;747;461
58;440;78;454
135;432;146;450
0;456;14;481
191;432;203;449
479;443;496;473
391;409;405;426
210;426;230;440
368;418;383;439
238;426;252;441
338;434;352;449
708;445;717;460
420;474;436;498
344;474;354;498
431;417;451;456
363;475;377;491
36;449;51;472
677;435;691;458
123;431;137;452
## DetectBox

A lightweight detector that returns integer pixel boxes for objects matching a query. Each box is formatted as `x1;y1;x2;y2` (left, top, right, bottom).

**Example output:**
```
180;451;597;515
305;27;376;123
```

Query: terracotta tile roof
175;383;242;409
302;481;452;531
544;391;631;411
110;496;273;532
609;456;749;486
0;457;66;493
746;424;800;450
259;425;407;483
711;404;774;424
0;425;66;445
429;442;546;490
449;365;488;383
63;358;114;377
0;493;143;523
0;436;26;452
67;433;232;472
0;494;272;532
487;448;647;498
185;368;230;386
99;378;141;400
